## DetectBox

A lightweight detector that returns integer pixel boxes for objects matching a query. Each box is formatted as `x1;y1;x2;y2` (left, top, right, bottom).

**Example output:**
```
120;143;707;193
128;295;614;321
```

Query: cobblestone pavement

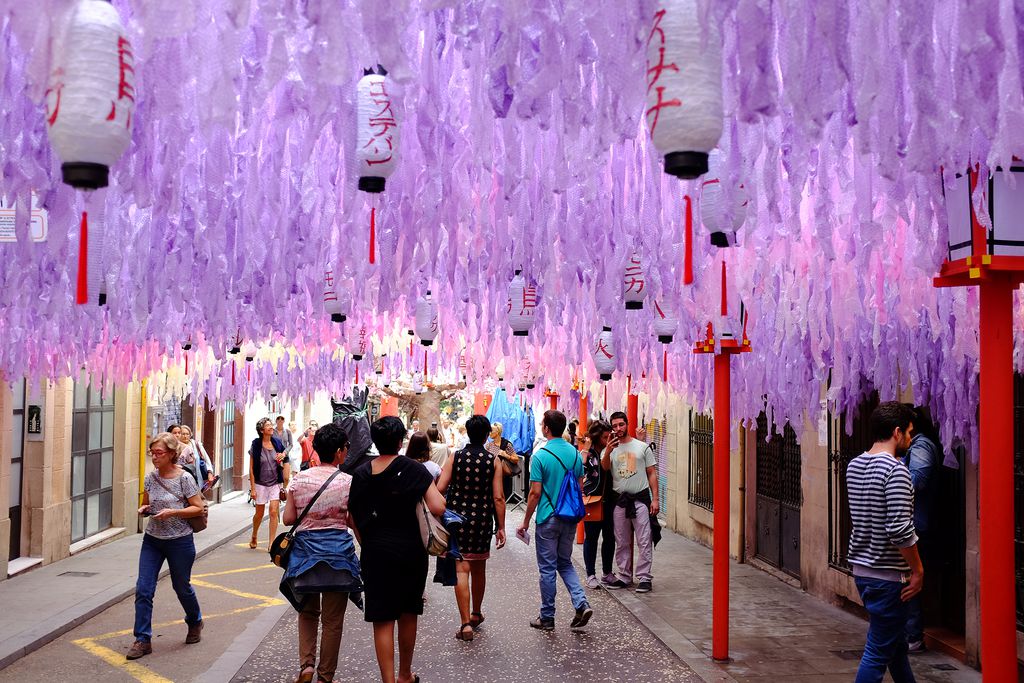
233;514;703;683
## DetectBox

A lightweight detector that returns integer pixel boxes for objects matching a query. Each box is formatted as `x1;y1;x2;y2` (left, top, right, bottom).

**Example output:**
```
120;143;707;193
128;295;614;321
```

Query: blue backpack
540;447;586;523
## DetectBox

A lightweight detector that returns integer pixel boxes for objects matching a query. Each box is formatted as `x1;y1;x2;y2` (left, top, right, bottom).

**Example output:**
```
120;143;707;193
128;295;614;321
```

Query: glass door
220;400;235;494
71;379;115;542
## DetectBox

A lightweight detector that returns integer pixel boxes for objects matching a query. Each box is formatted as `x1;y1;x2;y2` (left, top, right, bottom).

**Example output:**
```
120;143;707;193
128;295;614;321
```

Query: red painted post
548;393;559;411
627;393;639;438
579;396;589;434
978;277;1016;680
712;351;731;661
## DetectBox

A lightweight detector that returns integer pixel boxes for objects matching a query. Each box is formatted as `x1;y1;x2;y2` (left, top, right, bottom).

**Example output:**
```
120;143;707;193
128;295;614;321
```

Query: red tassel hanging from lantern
663;349;668;382
76;211;88;304
684;195;694;285
369;206;376;265
720;260;728;316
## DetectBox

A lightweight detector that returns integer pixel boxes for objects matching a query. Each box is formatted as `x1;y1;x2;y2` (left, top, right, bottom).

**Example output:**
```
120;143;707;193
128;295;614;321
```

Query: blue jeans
134;533;202;642
854;577;916;683
535;517;588;619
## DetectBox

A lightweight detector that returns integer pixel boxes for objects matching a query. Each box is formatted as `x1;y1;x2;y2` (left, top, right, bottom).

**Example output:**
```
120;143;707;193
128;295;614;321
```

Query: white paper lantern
412;371;425;394
593;326;616;381
644;0;723;179
356;65;399;193
243;341;257;362
507;269;539;336
352;326;369;361
700;152;748;247
374;353;385;375
270;373;280;398
46;0;135;189
322;268;349;323
228;331;242;356
623;252;647;309
415;290;439;346
653;300;678;343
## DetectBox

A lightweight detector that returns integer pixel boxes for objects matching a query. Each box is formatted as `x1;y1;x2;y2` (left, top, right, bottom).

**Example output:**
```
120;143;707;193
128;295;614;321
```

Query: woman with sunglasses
127;432;207;661
249;417;290;549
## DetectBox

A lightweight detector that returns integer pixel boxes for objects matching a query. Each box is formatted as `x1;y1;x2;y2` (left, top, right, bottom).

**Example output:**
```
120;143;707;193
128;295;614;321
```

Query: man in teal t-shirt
518;410;592;632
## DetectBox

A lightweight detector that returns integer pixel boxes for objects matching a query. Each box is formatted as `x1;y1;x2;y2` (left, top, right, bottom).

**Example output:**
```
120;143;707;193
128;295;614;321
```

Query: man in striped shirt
846;401;923;683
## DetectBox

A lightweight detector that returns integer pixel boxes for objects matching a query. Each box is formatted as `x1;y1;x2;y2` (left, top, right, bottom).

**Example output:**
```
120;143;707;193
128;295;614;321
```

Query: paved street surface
0;529;288;682
0;505;984;682
233;512;702;683
607;525;981;683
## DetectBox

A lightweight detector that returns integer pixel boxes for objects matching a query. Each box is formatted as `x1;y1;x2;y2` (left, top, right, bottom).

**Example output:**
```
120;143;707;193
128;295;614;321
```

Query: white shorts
253;483;281;506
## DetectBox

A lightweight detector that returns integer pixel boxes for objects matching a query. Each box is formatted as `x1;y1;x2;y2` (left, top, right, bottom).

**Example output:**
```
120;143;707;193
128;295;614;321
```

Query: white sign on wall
0;193;48;242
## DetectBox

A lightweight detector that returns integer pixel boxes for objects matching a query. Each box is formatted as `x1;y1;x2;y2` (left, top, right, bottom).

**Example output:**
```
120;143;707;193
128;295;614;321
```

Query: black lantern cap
330;313;345;323
62;162;109;190
359;176;386;193
182;342;192;351
600;373;612;381
352;354;363;361
245;355;255;362
663;151;709;180
625;301;643;310
229;345;241;355
658;335;673;344
420;339;434;346
513;330;528;337
709;231;736;248
97;292;107;306
526;382;535;389
602;325;612;332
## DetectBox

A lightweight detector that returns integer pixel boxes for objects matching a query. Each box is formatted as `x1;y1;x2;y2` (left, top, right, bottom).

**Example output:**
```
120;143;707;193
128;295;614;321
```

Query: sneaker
126;640;152;660
570;604;594;630
602;578;631;590
185;619;203;644
585;575;600;589
529;617;555;631
635;580;653;594
601;573;617;585
907;639;925;653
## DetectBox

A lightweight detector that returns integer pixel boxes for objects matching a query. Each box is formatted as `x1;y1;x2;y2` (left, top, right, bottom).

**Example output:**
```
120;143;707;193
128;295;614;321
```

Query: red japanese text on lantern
596;339;613;359
105;35;135;129
45;69;65;126
645;10;681;135
363;79;396;167
624;254;645;294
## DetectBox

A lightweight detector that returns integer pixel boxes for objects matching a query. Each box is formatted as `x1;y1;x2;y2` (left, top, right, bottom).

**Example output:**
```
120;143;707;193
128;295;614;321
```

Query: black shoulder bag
270;469;342;569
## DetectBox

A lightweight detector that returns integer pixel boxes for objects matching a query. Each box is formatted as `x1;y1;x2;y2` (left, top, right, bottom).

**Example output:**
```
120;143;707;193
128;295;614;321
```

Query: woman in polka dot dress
438;415;506;642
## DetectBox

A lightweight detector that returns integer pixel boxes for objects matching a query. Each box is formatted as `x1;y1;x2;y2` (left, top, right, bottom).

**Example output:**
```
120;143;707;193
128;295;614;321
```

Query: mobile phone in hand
141;509;155;517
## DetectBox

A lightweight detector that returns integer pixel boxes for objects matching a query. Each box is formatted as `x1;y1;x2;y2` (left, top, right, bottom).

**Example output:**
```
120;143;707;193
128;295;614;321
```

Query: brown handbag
582;495;604;522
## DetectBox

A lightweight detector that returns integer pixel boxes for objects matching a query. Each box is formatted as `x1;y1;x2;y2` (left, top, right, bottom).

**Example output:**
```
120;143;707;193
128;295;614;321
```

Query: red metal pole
712;351;731;661
978;277;1016;680
627;394;639;438
579;396;589;434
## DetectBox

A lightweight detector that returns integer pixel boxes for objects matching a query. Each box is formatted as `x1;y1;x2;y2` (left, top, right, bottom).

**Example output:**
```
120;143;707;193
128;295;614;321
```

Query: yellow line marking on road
71;565;285;682
193;563;275;578
72;638;175;683
191;578;284;603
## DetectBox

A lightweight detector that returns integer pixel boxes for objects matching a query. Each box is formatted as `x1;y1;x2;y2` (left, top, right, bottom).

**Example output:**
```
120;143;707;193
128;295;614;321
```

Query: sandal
470;611;485;628
294;666;314;683
249;534;258;550
455;622;474;641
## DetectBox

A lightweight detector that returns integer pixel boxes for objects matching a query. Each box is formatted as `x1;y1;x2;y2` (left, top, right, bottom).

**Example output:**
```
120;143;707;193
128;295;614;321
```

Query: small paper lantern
653;300;678;343
623;252;647;309
412;372;425;393
943;164;1024;261
228;331;242;356
374;353;385;375
700;152;748;248
270;374;280;398
323;268;348;323
243;342;257;362
507;270;539;336
415;290;439;346
356;65;398;193
593;326;616;381
181;336;192;351
644;0;723;179
46;0;136;189
352;326;368;361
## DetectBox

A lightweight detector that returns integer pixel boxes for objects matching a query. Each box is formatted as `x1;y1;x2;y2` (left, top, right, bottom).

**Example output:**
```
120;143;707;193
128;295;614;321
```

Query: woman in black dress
437;415;506;641
349;417;446;683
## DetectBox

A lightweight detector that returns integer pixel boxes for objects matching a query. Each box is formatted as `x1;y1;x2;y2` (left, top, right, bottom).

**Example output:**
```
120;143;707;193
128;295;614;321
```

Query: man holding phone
601;411;658;594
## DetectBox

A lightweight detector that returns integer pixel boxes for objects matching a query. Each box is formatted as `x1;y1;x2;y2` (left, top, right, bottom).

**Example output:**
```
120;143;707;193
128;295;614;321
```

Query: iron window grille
688;410;714;511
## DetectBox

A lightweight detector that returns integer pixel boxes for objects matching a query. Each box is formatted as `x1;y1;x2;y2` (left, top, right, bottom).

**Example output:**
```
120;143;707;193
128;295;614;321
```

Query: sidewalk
598;526;980;682
0;493;255;670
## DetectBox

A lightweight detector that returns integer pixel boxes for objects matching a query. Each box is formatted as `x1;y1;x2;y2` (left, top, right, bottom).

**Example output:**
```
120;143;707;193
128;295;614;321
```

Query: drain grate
932;663;958;671
829;649;864;661
58;571;98;577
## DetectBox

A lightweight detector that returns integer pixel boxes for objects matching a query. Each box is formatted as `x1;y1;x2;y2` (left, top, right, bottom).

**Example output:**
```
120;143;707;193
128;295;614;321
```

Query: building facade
0;377;245;581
